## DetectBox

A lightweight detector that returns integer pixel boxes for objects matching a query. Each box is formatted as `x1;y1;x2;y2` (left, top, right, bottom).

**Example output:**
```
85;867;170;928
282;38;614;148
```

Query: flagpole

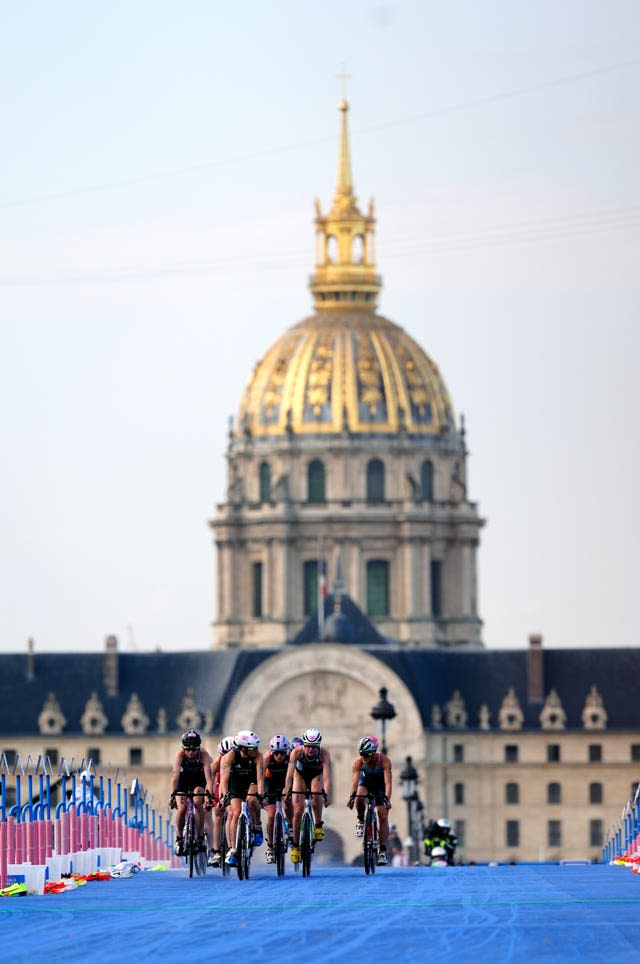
318;537;325;640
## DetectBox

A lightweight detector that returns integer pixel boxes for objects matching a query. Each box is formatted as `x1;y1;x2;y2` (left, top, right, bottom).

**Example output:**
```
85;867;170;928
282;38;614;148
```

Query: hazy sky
1;2;638;654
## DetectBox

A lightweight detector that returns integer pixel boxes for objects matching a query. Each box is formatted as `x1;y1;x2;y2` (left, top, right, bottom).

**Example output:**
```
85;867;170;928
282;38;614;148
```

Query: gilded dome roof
236;100;456;441
237;310;455;438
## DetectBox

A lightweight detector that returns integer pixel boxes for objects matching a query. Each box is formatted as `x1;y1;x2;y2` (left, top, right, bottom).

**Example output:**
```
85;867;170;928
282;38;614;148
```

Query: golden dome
237;311;455;438
236;100;455;440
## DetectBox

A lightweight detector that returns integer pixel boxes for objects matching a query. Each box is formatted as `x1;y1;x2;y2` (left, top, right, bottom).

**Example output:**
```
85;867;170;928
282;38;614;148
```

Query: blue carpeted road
1;864;639;963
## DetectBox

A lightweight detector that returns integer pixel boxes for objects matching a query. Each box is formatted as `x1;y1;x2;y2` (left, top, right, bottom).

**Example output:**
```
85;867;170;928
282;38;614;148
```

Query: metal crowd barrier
0;753;180;892
602;782;640;868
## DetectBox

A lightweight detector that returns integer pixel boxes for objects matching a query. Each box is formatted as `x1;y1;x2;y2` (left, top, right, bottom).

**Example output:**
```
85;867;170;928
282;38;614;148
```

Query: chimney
103;634;119;696
527;633;544;703
26;637;35;680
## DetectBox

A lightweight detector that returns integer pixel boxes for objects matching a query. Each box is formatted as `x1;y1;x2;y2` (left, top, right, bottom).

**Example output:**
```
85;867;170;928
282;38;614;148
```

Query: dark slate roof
0;645;639;736
290;594;386;646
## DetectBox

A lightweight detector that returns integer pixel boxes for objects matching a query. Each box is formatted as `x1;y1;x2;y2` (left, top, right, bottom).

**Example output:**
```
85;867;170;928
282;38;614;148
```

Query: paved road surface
1;863;639;962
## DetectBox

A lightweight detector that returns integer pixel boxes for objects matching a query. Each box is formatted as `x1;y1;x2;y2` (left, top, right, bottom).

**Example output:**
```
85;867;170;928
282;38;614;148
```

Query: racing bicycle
362;793;381;875
234;791;261;880
271;791;289;877
289;789;326;877
174;790;208;878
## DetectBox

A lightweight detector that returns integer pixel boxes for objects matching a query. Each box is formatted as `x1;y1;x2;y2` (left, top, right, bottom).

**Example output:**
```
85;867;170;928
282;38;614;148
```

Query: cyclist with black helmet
284;727;332;865
347;735;393;865
218;729;265;867
263;734;293;864
169;730;215;857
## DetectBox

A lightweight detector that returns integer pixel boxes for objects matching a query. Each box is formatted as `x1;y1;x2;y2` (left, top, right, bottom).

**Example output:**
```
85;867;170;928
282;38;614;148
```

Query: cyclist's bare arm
383;754;392;801
255;752;265;797
322;748;332;804
170;750;183;795
283;747;302;795
349;757;362;796
218;751;233;800
211;752;222;778
200;748;216;799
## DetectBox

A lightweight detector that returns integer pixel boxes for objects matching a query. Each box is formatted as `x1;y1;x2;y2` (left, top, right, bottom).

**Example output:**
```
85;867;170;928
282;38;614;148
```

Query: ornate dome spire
310;100;382;311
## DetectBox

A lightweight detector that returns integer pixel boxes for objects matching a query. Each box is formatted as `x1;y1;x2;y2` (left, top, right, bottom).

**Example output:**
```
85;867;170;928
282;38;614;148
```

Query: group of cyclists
169;726;393;867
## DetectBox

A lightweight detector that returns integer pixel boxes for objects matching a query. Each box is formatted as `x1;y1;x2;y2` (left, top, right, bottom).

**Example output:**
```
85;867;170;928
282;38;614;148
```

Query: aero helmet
269;734;289;752
437;818;451;830
235;730;260;749
217;735;235;754
181;730;201;750
358;736;379;756
302;728;322;746
289;736;304;748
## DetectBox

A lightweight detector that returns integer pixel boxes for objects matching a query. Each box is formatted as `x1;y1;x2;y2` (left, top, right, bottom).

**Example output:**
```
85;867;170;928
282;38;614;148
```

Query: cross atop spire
337;64;351;102
309;98;382;312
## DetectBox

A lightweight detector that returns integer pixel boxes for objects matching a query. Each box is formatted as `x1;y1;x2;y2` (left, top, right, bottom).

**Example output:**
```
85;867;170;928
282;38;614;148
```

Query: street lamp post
370;687;396;754
400;755;418;864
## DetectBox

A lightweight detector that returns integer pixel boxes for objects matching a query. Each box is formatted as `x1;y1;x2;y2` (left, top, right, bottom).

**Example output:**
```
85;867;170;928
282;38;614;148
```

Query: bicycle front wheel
220;810;229;876
242;821;252;880
363;807;373;875
236;813;247;880
274;811;286;877
300;812;312;877
185;812;195;878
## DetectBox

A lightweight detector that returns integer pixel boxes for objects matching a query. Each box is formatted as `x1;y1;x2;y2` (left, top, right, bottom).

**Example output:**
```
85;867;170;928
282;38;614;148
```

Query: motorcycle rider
423;817;458;865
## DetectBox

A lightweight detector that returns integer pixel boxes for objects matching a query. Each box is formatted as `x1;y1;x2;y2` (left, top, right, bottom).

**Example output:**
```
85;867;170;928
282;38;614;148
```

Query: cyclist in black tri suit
263;734;294;863
169;730;215;857
218;729;265;867
347;735;392;865
284;727;332;865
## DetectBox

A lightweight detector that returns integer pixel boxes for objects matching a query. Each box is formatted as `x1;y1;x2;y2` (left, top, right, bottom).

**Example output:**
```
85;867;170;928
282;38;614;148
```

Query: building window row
257;458;437;504
505;820;603;849
451;781;605;807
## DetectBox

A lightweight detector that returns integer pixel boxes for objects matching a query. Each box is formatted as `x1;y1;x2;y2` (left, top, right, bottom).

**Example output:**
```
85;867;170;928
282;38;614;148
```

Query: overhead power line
1;58;638;210
1;204;638;288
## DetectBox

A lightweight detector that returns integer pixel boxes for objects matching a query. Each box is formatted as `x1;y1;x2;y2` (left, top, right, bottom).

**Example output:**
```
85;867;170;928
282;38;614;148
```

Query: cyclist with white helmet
347;735;393;865
169;730;215;857
262;734;293;864
207;735;235;867
284;727;332;865
218;729;265;867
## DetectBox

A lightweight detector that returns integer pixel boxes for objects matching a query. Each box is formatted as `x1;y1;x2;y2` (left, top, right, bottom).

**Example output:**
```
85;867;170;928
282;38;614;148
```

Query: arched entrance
222;644;424;864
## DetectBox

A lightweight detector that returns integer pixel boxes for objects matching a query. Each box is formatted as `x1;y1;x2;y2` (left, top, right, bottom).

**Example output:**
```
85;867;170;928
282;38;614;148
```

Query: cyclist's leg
246;782;263;843
310;774;325;839
192;785;206;835
355;785;368;821
289;774;306;862
175;795;188;837
378;800;390;848
265;800;276;847
212;806;222;850
226;797;242;850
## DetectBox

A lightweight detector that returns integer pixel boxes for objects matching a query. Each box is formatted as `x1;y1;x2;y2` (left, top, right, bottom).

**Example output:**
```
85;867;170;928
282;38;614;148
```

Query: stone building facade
2;100;638;865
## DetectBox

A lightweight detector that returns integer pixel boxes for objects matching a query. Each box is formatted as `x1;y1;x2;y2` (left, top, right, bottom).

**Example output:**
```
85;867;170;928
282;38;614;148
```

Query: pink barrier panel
115;817;123;849
54;814;61;854
0;822;7;889
89;814;98;849
25;820;34;864
68;807;77;853
80;813;89;852
16;822;25;865
42;818;51;862
62;810;70;855
7;817;15;865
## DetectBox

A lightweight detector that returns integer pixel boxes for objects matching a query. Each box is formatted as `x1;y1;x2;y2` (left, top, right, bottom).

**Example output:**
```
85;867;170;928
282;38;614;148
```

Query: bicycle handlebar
287;789;327;798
